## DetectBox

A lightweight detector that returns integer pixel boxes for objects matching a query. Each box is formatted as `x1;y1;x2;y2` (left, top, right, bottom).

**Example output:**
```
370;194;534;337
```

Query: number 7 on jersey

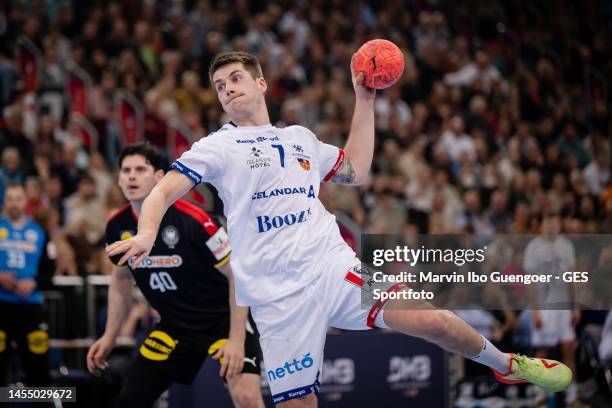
271;144;285;168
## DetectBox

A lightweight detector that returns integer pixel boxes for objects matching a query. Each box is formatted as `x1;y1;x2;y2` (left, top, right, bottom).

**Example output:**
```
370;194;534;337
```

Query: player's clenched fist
106;232;156;268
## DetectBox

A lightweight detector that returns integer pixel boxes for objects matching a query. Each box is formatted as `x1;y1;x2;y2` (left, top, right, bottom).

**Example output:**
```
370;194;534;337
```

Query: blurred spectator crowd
0;0;610;279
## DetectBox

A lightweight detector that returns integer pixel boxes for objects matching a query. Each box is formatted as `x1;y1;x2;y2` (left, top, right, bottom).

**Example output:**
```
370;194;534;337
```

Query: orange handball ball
351;39;405;89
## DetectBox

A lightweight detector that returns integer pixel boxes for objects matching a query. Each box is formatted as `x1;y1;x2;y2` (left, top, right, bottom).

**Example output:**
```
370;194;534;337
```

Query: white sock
468;336;510;373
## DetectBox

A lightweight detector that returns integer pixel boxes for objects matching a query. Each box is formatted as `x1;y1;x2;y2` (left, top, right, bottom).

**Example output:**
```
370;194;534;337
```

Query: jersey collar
228;121;273;131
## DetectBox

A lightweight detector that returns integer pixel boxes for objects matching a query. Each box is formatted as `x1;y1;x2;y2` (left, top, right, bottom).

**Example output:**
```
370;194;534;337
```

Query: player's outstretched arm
331;58;376;186
106;171;194;266
87;267;132;373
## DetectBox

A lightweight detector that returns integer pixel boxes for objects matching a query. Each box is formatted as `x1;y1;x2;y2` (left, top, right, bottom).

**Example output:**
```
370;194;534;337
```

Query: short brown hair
208;52;263;85
119;143;163;171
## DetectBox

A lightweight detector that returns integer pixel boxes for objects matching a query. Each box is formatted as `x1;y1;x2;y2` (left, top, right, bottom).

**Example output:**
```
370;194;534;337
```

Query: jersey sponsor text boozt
252;185;316;200
257;208;311;233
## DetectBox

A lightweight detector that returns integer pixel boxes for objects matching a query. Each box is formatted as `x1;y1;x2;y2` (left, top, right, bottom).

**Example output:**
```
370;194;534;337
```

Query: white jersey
171;123;355;306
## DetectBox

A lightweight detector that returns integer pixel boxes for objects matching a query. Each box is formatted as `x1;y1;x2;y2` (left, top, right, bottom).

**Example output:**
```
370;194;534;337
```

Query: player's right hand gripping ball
351;39;405;89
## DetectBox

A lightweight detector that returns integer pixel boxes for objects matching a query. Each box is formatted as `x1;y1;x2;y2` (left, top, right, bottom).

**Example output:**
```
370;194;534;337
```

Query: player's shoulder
172;199;220;236
284;124;316;138
189;125;235;149
205;123;240;141
25;217;44;233
106;204;133;227
278;125;320;148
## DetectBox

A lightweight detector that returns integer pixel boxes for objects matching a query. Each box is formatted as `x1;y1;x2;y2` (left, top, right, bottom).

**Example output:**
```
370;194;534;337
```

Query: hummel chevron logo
541;359;559;369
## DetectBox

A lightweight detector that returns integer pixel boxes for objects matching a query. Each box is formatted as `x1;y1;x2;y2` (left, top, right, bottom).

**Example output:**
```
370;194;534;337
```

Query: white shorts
531;309;576;347
251;254;400;404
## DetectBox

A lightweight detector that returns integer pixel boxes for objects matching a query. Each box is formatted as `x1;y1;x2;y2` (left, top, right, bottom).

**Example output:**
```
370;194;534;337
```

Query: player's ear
155;170;165;182
258;77;267;93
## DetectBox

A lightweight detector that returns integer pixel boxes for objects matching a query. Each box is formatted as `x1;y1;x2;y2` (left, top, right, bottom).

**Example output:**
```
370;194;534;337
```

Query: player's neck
230;108;271;127
7;215;27;228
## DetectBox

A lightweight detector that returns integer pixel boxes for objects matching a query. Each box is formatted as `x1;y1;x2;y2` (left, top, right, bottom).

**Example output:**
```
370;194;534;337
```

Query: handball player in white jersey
108;51;572;406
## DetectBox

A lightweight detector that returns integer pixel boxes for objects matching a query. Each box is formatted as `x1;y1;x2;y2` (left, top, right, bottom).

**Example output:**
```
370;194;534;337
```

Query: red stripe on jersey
174;199;219;235
366;283;407;328
107;204;131;222
188;189;206;205
344;270;364;287
323;148;345;182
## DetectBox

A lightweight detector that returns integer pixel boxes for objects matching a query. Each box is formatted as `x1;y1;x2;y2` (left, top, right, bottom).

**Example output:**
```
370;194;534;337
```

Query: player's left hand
15;278;36;297
213;339;244;379
350;54;376;101
106;231;156;268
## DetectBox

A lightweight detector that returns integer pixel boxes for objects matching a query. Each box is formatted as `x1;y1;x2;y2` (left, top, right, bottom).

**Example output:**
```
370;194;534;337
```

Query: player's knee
231;388;261;408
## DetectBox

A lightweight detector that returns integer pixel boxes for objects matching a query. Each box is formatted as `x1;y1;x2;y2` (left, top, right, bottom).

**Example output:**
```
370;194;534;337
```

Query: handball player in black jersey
86;143;264;408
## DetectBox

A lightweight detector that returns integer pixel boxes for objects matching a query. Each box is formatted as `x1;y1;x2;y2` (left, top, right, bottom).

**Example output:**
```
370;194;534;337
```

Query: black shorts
132;317;261;385
0;301;50;386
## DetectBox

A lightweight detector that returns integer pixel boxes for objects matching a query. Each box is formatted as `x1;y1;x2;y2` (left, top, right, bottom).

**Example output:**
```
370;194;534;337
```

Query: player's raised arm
332;41;404;186
331;65;376;186
106;171;194;266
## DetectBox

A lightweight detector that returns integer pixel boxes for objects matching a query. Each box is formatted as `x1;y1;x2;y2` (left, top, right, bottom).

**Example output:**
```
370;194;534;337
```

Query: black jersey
105;199;232;332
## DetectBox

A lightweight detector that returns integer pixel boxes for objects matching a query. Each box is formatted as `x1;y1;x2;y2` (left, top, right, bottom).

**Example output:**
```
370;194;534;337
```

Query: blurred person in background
51;137;87;198
582;148;610;195
599;312;612;364
33;207;77;277
0;105;35;175
0;183;54;386
523;212;582;406
88;144;264;408
24;175;45;216
63;173;107;273
0;147;24;206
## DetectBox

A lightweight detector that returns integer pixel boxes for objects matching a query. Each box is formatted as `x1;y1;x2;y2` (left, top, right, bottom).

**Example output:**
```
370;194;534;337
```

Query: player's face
3;187;26;221
118;154;164;202
212;63;267;120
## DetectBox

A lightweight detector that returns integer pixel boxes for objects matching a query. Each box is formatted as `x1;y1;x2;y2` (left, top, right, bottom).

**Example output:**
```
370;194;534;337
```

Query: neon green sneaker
492;354;573;392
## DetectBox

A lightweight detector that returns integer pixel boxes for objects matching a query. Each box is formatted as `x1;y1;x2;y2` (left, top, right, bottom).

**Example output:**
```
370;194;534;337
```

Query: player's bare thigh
227;373;265;408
